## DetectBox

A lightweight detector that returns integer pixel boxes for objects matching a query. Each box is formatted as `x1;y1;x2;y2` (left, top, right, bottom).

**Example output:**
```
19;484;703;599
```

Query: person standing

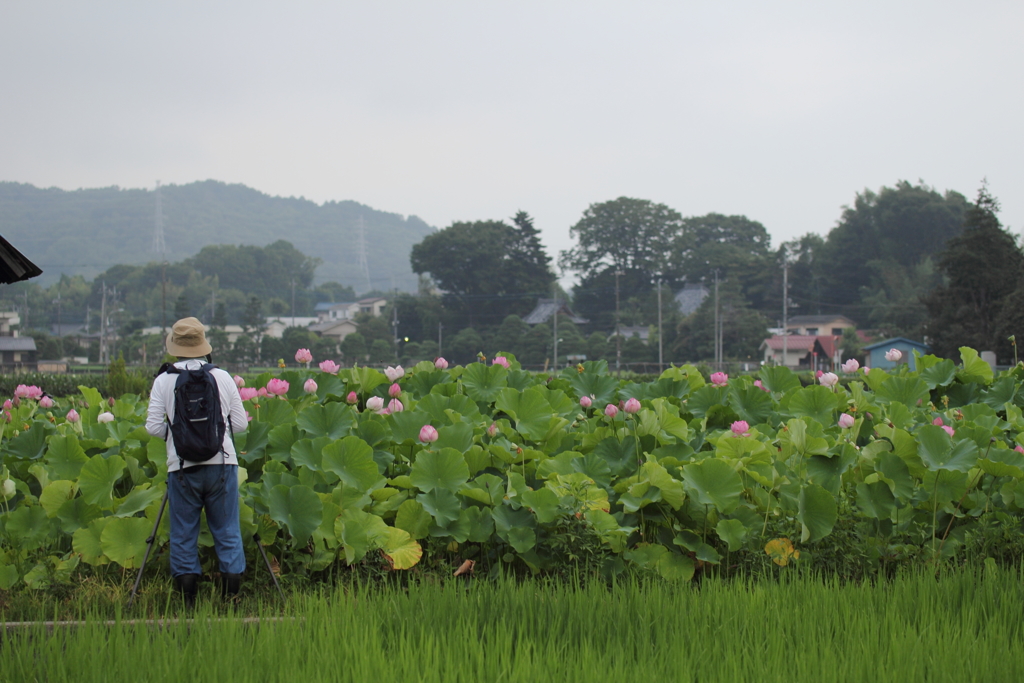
146;317;248;606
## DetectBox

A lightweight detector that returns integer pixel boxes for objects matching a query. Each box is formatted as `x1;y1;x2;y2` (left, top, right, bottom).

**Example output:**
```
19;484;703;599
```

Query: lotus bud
941;425;955;438
487;422;498;437
932;417;944;426
388;383;401;398
295;348;313;364
841;359;859;373
267;379;290;396
2;399;10;410
239;387;258;401
710;372;728;387
818;372;839;388
346;391;358;405
1;478;15;501
388;398;404;413
39;396;54;409
303;379;318;394
492;356;510;369
366;396;385;412
579;395;592;409
434;357;449;370
257;387;269;397
66;409;81;423
885;348;902;362
838;413;855;429
604;404;618;418
623;398;641;414
419;425;439;443
1016;445;1024;454
384;366;405;381
234;375;245;388
731;420;750;437
97;411;115;423
319;360;340;374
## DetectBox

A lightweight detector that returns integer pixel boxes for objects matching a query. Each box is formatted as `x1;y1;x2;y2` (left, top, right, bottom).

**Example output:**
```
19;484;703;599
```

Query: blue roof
863;337;929;351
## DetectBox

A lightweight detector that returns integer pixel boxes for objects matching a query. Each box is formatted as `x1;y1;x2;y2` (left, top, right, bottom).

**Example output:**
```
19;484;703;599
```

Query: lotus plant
319;360;340;374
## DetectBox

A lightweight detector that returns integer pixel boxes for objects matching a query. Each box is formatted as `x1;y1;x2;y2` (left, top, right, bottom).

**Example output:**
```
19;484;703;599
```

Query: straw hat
166;317;213;357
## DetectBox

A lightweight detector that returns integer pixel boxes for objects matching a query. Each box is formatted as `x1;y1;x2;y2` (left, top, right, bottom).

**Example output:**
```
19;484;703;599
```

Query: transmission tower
152;180;166;256
355;215;372;293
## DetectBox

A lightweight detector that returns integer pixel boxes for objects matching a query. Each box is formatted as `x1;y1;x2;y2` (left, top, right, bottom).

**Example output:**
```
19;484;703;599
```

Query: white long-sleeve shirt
146;359;248;472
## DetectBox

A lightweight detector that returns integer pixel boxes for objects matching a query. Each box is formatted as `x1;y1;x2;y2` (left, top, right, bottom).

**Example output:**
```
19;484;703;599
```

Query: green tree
340;332;367;363
673;283;769;363
448;328;484;365
924;185;1024;362
369;339;394;364
173;293;190;320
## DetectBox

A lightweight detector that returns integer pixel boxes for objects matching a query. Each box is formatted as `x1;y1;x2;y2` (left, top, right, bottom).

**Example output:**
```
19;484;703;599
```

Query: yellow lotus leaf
765;537;800;566
382;527;423;570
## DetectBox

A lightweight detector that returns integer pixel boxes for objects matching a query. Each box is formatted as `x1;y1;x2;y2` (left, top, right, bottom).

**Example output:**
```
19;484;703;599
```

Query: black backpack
165;363;226;464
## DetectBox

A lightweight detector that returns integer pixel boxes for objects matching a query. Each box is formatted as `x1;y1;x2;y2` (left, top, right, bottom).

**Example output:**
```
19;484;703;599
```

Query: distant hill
0;180;435;292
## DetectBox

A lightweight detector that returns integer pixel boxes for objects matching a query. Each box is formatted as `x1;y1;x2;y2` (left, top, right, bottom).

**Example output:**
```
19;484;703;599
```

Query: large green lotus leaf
920;359;957;390
430;510;471;542
410;447;470;493
658;552;696;581
356;417;390;448
786;386;839;426
491;504;535;541
715;518;749;552
728;385;774;426
290;436;330;471
5;425;48;461
568;364;619;406
416;489;461;525
459;473;505;506
78;454;126;507
382;527;423;569
798;483;837;543
238;421;271;463
5;505;50;549
266;423;299;462
46;435;89;480
0;563;19;590
806;453;854;495
334;508;390;564
685;385;728;420
876;451;915;500
411;393;473;424
100;517;152;568
461;506;494;543
296;402;355;440
267;484;323;546
322;436;385;492
39;480;76;518
72;518;110;565
394;499;433;539
757;365;802;394
390;411;431;444
624;543;668;569
405;368;453;399
571;453;612;489
313;373;346;399
57;497;102;534
461;363;508;404
682;458;743;514
115;485;164;518
982;376;1018;411
257;398;296;424
923;469;968;505
958;347;993;384
495;387;559;442
345;366;388;395
877;376;930;408
507;526;536;553
979;448;1024;478
917;425;979;473
642;462;685;510
435;423;475;453
856;481;895;519
593;436;638;478
521;487;561;523
651;399;689;443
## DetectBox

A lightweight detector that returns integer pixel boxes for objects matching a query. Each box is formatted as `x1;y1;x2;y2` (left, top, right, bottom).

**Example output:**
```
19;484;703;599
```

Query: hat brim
166;332;213;358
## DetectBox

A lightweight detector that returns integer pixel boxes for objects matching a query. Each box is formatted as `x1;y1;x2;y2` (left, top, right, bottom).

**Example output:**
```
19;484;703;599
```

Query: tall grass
3;570;1023;682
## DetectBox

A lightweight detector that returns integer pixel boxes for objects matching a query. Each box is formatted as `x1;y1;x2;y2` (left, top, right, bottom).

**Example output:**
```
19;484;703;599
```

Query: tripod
127;489;286;609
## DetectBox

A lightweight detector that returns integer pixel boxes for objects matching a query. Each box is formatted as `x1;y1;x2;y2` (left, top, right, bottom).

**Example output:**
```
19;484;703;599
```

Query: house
610;326;651;343
357;297;388;317
784;315;857;337
309;319;360;344
675;284;709;316
864;337;930;371
315;301;359;322
264;316;319;339
760;334;844;371
0;311;21;336
140;324;247;345
523;299;588;325
0;336;37;370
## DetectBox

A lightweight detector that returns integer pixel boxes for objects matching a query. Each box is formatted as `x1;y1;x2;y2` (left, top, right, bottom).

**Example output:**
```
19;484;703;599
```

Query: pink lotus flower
932;417;944;426
941;425;955;438
303;379;318;394
14;385;43;400
838;413;855;429
384;366;405;382
492;356;510;369
1015;445;1024;454
39;396;54;409
604;403;619;418
65;409;80;423
731;420;750;437
234;375;245;388
885;348;902;362
818;372;839;388
239;387;258;401
319;360;340;374
841;359;860;373
434;357;449;370
710;372;728;387
388;398;404;413
419;425;439;443
246;411;253;422
295;348;313;364
815;370;823;379
623;398;641;414
257;387;269;398
97;411;115;424
487;422;498;437
388;383;402;398
266;379;290;396
754;379;769;392
2;399;10;410
346;391;359;405
579;395;593;409
366;396;385;412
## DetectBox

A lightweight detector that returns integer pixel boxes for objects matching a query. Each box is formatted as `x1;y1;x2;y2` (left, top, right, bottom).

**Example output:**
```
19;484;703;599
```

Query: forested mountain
0;180;434;291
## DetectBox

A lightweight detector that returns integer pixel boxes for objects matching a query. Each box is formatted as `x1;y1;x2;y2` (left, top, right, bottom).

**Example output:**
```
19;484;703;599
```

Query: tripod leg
253;532;286;601
127;489;169;610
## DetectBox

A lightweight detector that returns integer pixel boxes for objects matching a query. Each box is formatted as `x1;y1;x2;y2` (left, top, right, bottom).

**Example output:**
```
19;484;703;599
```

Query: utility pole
391;290;399;361
713;270;720;371
782;247;788;368
657;278;663;373
552;282;558;371
53;288;63;358
290;278;296;328
615;269;623;373
438;322;443;358
210;288;216;324
100;282;108;365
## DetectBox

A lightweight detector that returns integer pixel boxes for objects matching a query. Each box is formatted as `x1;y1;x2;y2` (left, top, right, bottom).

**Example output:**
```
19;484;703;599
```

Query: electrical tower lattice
355;216;372;293
152;180;166;256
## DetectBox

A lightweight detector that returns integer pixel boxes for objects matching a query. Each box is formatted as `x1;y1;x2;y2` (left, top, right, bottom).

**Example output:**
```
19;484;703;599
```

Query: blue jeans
168;465;246;577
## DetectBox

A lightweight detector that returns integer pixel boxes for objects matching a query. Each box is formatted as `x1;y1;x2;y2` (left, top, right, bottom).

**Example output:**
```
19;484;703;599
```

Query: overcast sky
2;1;1021;285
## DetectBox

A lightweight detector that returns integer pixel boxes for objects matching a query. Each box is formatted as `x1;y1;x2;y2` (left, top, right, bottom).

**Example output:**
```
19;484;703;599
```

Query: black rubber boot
175;573;200;609
221;573;243;600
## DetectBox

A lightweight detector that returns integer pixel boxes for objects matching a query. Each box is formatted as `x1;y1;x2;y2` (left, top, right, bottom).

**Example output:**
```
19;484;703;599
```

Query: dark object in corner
0;234;43;283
